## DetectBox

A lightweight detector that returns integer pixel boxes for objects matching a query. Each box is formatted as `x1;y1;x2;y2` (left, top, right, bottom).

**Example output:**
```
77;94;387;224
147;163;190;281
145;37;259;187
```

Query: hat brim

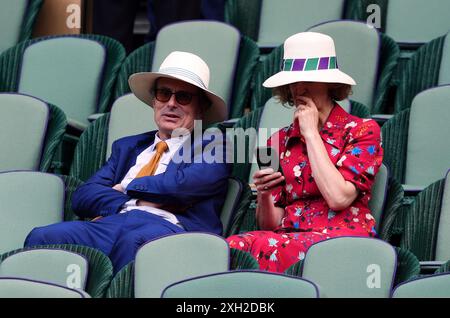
263;69;356;88
129;72;228;126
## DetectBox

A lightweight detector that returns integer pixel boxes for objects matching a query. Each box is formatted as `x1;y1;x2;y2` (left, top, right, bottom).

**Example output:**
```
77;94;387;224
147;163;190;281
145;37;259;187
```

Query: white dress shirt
119;132;190;227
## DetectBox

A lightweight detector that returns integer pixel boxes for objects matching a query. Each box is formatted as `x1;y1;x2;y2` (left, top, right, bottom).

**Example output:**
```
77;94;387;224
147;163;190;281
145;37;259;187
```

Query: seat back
0;93;49;171
405;85;450;188
0;172;64;254
438;33;450;85
0;249;88;290
248;98;294;183
107;93;156;158
308;21;380;111
18;37;106;128
386;0;450;45
0;0;28;54
162;271;319;298
152;21;241;117
302;237;396;298
392;273;450;298
435;171;450;261
220;178;243;235
0;278;90;298
257;0;345;48
369;163;389;232
134;233;229;298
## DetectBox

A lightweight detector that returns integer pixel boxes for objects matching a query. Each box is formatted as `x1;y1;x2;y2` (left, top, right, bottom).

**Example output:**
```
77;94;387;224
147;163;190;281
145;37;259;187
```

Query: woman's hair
272;83;352;106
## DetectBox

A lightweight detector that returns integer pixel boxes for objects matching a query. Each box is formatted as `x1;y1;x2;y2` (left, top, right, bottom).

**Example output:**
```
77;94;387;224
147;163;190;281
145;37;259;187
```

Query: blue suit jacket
72;130;231;235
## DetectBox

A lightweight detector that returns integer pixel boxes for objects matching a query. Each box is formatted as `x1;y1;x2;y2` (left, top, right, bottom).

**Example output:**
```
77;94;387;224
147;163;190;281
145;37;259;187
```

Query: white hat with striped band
129;51;227;125
263;32;356;88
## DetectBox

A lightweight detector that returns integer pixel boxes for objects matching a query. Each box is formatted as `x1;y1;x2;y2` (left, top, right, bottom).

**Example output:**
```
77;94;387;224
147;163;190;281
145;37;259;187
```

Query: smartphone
255;146;285;181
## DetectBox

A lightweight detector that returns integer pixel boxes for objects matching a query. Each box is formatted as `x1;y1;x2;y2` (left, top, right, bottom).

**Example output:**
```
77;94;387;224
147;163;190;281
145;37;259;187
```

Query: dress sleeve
336;119;383;193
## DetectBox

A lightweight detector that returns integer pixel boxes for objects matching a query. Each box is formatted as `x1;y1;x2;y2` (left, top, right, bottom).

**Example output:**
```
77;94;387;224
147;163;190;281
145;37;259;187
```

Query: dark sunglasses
154;88;197;105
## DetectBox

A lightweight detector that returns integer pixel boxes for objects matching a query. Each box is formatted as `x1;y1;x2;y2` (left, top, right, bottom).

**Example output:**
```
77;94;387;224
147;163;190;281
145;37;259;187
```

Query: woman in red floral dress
227;32;383;273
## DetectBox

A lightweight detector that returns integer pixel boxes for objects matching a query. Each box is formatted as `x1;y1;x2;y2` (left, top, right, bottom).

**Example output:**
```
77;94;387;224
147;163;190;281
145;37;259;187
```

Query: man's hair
272;83;352;106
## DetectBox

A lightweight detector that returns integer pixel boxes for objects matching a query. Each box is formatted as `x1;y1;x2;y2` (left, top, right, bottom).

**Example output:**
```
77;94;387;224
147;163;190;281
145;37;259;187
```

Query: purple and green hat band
282;56;338;72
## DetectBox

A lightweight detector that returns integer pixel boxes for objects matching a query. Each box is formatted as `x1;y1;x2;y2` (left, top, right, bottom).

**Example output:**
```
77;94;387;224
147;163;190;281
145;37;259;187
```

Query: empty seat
0;248;88;290
0;34;125;132
382;85;450;189
106;234;259;298
395;32;450;113
382;170;450;264
0;171;64;254
162;271;319;298
0;244;114;298
225;0;357;49
0;0;42;55
0;93;66;172
0;278;90;298
385;0;450;47
392;273;450;298
300;237;396;298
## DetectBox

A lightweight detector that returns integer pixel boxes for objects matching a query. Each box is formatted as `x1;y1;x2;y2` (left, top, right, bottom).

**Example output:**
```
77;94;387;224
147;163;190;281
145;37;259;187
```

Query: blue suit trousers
24;210;186;273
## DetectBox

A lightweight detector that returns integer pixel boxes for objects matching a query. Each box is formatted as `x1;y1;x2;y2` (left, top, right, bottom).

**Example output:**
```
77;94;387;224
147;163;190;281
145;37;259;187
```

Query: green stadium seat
0;278;90;298
224;0;367;50
394;32;450;113
113;21;259;120
0;248;88;290
0;34;125;173
106;240;258;298
0;171;64;254
0;93;66;172
382;85;450;189
161;271;319;298
384;0;450;48
392;273;450;298
0;244;113;298
0;0;42;55
0;35;125;132
383;171;450;271
300;237;396;298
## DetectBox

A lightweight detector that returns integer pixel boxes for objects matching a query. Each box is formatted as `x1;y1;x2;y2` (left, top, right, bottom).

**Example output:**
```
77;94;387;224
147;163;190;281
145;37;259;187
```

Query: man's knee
24;222;79;247
25;226;55;247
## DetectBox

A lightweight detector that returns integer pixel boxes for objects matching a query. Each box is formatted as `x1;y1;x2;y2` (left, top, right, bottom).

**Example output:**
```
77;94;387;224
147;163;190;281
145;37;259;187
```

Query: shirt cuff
123;199;138;209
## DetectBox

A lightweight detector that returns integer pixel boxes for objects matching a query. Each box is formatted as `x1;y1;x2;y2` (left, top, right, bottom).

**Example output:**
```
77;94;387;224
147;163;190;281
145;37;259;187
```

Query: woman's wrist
303;129;321;142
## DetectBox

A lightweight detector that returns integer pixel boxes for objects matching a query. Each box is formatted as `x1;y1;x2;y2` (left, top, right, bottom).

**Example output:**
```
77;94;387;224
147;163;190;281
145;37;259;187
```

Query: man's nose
167;93;179;107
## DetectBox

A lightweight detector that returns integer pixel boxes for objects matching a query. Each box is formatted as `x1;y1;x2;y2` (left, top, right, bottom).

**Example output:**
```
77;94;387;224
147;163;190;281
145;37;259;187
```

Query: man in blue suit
25;51;231;273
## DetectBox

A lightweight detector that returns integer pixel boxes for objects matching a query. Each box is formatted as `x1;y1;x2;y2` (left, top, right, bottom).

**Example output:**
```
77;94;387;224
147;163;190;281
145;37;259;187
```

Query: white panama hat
129;51;227;125
263;32;356;88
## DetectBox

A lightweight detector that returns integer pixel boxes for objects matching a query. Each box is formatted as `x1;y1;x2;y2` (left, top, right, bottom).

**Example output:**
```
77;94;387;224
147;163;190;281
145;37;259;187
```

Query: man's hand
112;184;125;193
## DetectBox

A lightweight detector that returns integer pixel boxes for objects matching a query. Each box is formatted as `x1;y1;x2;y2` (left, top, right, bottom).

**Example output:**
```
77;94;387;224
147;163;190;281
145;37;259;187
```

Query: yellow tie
135;141;168;177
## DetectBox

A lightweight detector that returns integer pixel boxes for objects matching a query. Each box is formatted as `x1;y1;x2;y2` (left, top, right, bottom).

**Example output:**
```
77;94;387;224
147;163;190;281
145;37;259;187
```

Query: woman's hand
294;96;320;138
253;168;285;195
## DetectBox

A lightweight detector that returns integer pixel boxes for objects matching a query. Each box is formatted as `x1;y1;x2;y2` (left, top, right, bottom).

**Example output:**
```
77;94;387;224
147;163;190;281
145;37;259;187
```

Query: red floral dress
227;104;383;273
